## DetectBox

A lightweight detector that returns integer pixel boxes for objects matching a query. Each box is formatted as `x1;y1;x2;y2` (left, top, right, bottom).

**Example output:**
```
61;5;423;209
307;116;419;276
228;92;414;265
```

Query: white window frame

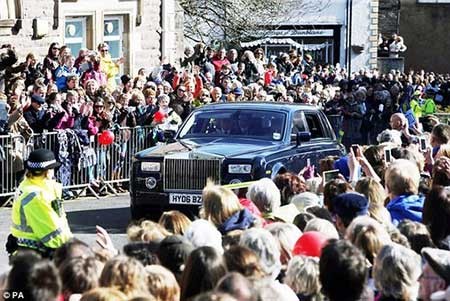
64;17;87;51
103;15;123;61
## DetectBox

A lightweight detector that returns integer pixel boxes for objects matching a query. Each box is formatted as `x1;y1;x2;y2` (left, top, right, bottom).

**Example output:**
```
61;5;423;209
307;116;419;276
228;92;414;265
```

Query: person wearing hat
9;148;73;257
410;90;423;119
422;89;437;115
332;192;369;234
120;74;132;94
23;94;47;133
420;248;450;301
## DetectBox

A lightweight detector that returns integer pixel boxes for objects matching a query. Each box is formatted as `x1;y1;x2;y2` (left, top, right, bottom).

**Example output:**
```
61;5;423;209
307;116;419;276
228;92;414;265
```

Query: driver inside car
237;113;253;135
215;118;239;135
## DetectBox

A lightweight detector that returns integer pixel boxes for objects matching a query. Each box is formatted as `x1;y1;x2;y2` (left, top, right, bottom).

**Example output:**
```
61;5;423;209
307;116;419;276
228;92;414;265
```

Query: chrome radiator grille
163;159;221;191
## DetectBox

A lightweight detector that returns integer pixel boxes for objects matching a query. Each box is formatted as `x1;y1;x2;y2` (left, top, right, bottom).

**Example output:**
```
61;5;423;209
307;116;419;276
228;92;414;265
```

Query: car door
303;110;342;166
285;110;317;173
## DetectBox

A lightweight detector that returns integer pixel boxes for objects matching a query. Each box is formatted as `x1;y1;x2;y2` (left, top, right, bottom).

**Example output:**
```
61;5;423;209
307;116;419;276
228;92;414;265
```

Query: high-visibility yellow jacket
410;98;422;118
11;177;72;252
100;54;119;91
422;98;436;115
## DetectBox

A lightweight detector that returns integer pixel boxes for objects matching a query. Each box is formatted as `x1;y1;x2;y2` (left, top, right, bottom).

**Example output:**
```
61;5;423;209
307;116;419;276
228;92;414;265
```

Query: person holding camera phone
347;145;382;184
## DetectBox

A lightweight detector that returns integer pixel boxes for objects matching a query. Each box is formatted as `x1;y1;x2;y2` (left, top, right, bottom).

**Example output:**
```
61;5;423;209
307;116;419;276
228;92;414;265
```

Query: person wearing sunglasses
43;42;60;83
97;42;124;91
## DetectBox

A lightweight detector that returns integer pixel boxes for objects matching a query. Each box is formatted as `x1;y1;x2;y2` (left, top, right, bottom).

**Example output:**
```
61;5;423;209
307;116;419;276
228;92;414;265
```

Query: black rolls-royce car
130;102;345;219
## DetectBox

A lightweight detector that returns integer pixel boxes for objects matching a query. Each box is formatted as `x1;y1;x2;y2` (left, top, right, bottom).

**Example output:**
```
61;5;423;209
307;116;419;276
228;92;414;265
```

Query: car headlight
228;164;252;174
141;162;161;172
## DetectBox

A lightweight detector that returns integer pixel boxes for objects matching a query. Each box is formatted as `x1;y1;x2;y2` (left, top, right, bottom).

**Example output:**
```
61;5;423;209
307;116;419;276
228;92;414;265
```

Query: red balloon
99;130;115;145
153;111;167;124
293;231;328;257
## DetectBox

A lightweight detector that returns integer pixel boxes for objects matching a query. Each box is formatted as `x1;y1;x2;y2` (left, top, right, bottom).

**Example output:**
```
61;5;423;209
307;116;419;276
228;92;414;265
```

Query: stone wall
378;0;400;37
0;0;184;75
350;0;379;71
0;0;62;59
400;0;450;73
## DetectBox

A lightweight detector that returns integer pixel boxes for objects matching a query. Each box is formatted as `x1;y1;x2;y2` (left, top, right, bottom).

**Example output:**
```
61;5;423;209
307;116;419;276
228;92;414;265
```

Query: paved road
0;194;132;272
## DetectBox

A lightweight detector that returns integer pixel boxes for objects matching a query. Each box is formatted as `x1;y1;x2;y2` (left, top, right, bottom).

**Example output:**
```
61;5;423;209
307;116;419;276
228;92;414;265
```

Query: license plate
169;193;202;205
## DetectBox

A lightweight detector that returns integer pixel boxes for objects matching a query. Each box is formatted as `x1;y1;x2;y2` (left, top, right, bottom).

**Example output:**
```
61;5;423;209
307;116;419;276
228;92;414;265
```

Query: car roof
197;101;317;113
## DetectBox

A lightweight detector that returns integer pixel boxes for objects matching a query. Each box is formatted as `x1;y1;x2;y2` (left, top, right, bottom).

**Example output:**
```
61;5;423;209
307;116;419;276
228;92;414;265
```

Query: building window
104;15;124;78
65;17;87;55
0;0;17;20
104;16;123;61
0;0;22;30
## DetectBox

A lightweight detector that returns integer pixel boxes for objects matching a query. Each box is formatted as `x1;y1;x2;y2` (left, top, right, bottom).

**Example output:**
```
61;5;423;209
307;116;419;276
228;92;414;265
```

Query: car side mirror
296;131;311;146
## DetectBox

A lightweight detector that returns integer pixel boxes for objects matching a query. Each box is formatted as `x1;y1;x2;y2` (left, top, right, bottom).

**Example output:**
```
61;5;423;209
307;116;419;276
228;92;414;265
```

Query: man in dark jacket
23;95;46;133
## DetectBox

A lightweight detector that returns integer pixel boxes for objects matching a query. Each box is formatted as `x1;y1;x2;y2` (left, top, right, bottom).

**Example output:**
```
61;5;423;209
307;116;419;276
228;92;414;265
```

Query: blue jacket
386;194;424;226
54;66;77;91
218;208;255;234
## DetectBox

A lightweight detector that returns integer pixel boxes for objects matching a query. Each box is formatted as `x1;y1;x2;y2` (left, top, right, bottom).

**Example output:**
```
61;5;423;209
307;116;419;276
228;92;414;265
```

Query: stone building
399;0;450;73
241;0;379;72
0;0;184;76
378;0;400;37
379;0;450;73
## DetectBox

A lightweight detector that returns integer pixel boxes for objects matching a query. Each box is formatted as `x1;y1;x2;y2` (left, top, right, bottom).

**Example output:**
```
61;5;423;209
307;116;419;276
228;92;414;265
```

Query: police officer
9;148;72;257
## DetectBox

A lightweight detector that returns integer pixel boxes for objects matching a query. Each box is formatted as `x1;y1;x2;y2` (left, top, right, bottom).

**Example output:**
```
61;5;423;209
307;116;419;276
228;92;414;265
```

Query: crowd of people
1;40;450;301
4;135;450;301
0;39;446;151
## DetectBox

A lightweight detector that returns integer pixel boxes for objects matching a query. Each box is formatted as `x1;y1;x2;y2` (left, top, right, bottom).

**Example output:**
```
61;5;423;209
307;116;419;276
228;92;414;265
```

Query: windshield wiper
177;139;193;151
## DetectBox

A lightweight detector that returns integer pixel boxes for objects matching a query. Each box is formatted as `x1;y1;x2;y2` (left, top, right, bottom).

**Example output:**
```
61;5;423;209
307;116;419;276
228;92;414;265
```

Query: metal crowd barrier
0;134;27;200
435;113;450;125
0;126;155;205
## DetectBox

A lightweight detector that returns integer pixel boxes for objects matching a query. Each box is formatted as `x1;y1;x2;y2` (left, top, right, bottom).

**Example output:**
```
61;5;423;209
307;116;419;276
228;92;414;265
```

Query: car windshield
178;109;286;141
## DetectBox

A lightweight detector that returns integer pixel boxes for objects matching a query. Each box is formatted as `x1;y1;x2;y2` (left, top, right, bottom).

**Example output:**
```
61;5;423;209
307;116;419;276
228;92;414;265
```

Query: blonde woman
241;50;260;83
158;210;191;235
436;144;450;159
145;265;180;301
80;288;127;301
99;256;148;298
201;182;255;234
346;216;392;266
355;177;391;225
127;220;171;243
284;256;323;301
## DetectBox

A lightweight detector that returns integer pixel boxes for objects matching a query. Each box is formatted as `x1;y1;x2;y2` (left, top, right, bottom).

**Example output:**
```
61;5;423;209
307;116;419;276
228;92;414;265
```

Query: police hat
25;149;61;171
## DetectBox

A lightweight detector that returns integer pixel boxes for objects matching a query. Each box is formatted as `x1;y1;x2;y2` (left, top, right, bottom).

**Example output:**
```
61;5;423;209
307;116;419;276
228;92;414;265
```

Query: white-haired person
284;255;323;301
247;178;281;222
239;228;281;280
377;129;402;147
373;243;422;301
265;222;302;266
304;218;339;240
184;219;223;254
385;159;424;225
